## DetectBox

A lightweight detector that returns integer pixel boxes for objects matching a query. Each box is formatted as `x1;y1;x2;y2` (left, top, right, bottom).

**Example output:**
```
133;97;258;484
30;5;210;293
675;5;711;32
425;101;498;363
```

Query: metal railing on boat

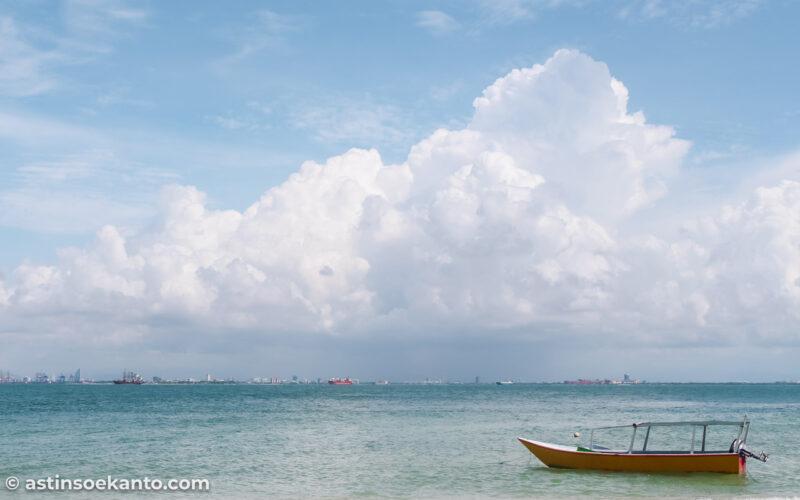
587;416;750;454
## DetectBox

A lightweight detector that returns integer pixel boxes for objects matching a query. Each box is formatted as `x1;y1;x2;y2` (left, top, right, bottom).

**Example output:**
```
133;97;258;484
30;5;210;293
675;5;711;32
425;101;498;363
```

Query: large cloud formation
2;50;798;349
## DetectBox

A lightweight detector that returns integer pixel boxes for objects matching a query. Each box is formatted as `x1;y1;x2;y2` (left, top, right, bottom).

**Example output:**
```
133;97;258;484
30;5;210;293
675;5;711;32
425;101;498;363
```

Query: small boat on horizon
519;417;767;474
496;380;513;385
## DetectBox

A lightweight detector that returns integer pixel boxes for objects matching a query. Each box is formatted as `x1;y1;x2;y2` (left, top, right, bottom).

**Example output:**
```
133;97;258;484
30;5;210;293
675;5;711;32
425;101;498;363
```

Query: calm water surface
1;383;798;498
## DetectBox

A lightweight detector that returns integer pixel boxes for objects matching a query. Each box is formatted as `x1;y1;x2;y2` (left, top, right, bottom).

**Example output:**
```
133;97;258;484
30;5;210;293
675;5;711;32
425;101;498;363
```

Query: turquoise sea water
1;383;798;498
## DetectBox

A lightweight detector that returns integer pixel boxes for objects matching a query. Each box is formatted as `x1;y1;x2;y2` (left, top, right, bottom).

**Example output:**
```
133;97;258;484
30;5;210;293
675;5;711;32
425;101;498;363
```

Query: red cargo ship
328;377;353;385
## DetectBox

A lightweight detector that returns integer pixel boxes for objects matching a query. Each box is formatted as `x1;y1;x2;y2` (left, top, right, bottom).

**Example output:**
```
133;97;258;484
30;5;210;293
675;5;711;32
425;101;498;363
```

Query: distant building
35;372;49;383
75;369;81;383
206;373;211;382
475;376;480;384
620;374;639;384
152;376;163;383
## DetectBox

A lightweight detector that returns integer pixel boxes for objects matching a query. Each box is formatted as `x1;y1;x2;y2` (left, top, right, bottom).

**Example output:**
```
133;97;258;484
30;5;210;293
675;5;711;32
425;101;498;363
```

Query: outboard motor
732;439;768;462
739;445;769;463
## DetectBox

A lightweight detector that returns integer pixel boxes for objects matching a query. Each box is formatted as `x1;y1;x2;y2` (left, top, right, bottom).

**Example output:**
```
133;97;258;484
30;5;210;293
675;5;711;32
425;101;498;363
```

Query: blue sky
1;1;800;381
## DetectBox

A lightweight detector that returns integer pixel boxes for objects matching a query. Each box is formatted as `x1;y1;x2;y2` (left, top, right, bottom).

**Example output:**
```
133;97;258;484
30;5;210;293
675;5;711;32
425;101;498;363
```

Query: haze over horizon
1;1;799;382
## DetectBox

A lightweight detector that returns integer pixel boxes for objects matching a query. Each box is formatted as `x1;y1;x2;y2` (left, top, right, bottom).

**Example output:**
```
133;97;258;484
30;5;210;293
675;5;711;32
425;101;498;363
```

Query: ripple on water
1;383;798;498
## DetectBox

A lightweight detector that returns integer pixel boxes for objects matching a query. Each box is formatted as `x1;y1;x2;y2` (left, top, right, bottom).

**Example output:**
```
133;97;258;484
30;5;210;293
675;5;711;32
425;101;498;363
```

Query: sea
1;383;798;499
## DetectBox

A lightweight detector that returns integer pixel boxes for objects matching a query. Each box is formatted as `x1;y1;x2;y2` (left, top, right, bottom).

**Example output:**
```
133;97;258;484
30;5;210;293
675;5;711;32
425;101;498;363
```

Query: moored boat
519;417;767;474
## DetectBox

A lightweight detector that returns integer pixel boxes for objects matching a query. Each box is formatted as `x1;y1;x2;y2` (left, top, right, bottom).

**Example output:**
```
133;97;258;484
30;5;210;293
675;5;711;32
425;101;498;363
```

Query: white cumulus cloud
2;49;799;356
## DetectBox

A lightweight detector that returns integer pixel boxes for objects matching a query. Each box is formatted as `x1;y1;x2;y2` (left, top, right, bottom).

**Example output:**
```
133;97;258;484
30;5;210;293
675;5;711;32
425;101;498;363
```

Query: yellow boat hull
519;438;745;474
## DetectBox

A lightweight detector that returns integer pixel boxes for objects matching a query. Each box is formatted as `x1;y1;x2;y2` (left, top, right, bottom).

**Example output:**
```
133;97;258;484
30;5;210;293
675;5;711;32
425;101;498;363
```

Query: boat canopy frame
588;416;750;454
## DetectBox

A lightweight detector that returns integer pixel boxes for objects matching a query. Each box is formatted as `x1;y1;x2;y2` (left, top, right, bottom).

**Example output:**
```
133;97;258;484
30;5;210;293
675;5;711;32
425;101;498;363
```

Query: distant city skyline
4;366;800;385
1;1;799;382
3;367;641;383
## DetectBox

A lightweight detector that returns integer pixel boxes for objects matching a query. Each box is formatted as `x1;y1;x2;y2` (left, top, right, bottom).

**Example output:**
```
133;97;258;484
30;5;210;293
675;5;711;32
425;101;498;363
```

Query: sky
1;0;800;382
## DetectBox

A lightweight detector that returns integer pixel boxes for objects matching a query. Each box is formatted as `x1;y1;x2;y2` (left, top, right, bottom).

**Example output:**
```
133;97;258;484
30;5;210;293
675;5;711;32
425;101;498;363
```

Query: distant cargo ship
113;371;144;385
564;379;597;385
564;375;641;385
496;380;514;385
328;377;353;385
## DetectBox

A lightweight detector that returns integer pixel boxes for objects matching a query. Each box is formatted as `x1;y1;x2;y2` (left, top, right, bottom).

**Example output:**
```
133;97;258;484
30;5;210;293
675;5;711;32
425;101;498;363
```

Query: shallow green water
1;383;797;498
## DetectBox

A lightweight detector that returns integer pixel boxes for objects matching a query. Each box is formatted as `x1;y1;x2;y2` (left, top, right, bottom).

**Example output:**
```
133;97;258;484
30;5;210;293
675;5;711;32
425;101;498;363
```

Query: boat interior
579;447;734;455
